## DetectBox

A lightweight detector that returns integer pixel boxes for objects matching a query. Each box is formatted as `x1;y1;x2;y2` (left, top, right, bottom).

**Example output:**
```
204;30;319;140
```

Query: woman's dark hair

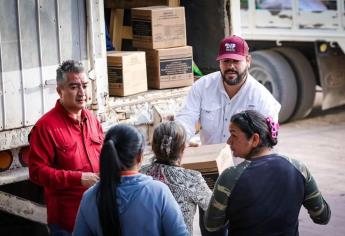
152;121;186;165
231;110;278;154
97;124;144;236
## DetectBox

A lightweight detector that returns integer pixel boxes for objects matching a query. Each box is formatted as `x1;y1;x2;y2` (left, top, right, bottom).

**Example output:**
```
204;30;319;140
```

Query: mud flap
315;42;345;110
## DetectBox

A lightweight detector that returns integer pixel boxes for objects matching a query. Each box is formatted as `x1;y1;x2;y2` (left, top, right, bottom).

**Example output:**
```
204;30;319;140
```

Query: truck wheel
273;47;316;120
250;50;298;123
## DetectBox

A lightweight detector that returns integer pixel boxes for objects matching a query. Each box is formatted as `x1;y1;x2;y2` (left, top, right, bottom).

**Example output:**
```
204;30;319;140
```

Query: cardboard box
107;51;148;96
144;46;193;89
182;143;233;189
131;6;186;49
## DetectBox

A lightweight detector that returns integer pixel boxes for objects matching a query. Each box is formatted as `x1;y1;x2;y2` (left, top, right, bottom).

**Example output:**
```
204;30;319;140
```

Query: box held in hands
182;143;233;189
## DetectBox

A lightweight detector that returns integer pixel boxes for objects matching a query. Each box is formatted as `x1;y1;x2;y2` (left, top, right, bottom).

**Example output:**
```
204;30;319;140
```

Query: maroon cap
216;35;249;61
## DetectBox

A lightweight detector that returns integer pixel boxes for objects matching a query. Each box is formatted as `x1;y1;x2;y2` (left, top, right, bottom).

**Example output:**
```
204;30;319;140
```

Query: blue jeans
48;224;72;236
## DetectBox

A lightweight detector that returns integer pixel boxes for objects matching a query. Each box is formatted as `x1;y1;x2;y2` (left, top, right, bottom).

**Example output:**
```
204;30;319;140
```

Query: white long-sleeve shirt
176;71;281;145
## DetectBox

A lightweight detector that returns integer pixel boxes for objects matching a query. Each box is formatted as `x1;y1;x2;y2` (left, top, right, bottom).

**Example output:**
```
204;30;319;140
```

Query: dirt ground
277;104;345;236
193;97;345;235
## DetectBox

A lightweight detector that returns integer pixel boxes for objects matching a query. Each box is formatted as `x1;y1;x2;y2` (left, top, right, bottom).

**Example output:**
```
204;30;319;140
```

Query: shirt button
225;118;228;121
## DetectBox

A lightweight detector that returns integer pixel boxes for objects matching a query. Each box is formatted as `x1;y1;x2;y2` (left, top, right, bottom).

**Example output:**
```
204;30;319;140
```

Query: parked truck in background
1;0;345;234
183;0;345;122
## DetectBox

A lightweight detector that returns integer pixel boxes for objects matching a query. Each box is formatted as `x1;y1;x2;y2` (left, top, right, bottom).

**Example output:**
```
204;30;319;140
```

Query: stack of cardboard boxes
132;6;193;89
107;4;194;96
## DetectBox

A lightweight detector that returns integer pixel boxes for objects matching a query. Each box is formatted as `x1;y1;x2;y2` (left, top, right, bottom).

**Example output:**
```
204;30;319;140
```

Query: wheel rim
250;50;298;123
273;47;316;120
250;66;277;97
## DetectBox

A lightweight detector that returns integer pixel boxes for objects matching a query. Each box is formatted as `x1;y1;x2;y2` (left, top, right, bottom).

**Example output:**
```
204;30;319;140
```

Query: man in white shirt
176;35;281;146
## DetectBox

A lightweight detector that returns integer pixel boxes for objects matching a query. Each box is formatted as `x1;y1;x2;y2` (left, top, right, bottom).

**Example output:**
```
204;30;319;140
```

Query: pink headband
265;117;279;139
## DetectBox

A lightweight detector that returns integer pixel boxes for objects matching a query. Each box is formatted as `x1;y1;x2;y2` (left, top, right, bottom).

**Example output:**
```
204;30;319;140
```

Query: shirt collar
121;170;139;176
55;99;87;124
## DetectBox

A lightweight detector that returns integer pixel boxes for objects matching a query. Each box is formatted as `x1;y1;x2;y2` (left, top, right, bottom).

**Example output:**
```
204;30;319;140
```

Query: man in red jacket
29;60;104;235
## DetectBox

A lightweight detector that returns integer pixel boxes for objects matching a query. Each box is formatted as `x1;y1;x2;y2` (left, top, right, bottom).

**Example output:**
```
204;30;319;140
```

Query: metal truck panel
39;0;60;65
242;9;339;30
240;0;345;52
242;9;293;28
0;0;89;131
0;0;107;150
59;1;88;61
86;0;109;114
1;0;23;130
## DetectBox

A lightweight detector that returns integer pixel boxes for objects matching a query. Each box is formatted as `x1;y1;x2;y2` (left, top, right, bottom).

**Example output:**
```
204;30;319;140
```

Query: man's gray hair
56;60;85;84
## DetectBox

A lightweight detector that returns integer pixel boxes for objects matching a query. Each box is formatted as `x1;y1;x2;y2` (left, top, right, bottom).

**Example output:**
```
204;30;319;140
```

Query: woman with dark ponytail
205;110;331;235
73;124;189;236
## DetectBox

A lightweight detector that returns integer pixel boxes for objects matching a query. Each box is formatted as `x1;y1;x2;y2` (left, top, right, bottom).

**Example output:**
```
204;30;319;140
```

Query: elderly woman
141;121;225;235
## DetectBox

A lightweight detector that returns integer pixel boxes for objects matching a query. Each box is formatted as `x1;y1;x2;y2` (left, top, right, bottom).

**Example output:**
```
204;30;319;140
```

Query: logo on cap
225;43;236;52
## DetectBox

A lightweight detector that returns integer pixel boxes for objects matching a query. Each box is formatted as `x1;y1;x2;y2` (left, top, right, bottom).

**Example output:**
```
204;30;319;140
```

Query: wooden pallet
109;9;132;51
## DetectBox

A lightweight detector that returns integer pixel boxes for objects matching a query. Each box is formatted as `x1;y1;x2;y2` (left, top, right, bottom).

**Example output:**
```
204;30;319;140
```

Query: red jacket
29;100;103;232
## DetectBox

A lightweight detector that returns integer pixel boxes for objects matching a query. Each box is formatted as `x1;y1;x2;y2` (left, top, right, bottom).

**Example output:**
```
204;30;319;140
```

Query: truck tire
250;50;298;123
273;47;316;120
